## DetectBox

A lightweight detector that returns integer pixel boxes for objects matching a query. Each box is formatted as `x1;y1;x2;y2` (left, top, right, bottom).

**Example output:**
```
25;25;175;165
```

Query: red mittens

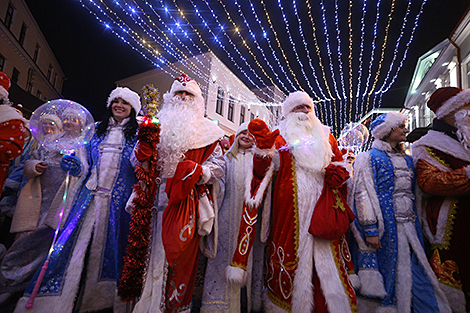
248;119;280;149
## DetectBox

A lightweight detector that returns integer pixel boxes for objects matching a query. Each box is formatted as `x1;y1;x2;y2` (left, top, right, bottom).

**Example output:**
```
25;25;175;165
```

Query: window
47;64;52;80
240;105;245;124
36;89;42;99
19;22;27;46
0;54;5;71
26;68;34;93
52;73;57;88
5;2;15;29
250;113;255;121
216;87;224;115
33;44;40;62
11;67;20;84
228;96;234;121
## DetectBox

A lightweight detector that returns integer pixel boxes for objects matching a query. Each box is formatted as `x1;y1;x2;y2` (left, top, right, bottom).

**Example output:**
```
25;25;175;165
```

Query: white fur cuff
358;269;387;298
465;165;470;180
349;274;361;290
225;266;246;286
198;165;211;185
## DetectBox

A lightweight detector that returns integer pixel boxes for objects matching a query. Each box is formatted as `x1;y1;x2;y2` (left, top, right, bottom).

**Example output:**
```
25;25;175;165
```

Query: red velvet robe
0;118;25;193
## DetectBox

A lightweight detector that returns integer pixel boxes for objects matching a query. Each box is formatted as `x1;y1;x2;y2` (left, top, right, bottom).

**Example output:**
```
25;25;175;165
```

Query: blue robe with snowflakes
350;140;450;313
15;119;137;313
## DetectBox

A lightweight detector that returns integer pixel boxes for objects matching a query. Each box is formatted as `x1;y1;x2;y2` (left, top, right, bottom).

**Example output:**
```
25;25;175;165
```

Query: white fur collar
372;139;405;154
0;105;27;124
412;130;470;163
187;117;224;150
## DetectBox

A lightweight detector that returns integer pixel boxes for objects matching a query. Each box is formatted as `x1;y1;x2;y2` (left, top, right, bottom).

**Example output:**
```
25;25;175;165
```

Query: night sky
24;0;470;123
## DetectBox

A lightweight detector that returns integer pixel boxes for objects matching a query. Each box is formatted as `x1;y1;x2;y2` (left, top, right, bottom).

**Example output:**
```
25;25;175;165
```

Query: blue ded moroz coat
350;140;450;313
14;118;137;313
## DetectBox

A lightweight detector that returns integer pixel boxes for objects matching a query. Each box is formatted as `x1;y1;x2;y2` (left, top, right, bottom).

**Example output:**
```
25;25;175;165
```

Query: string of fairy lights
75;0;429;135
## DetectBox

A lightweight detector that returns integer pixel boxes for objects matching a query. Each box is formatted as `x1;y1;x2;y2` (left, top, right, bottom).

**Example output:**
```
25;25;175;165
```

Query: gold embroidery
291;156;300;266
333;189;346;212
231;262;247;271
331;239;358;313
426;146;451;168
430;249;462;290
432;199;458;251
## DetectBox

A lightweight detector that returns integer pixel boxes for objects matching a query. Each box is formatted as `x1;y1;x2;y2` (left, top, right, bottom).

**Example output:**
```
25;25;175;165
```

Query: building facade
0;0;65;115
403;7;470;132
116;52;280;136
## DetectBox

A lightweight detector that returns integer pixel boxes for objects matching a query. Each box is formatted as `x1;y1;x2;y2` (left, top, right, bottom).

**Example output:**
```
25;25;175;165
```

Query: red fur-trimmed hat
427;87;470;119
169;74;202;100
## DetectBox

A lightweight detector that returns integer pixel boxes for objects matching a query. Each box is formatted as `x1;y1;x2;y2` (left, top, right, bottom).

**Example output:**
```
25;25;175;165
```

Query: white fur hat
235;121;249;138
169;74;202;100
282;91;314;117
370;112;407;140
107;87;141;116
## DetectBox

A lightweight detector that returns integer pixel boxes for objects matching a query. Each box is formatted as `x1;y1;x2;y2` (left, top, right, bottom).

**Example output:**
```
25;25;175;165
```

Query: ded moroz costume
412;87;470;313
226;91;357;313
125;75;225;313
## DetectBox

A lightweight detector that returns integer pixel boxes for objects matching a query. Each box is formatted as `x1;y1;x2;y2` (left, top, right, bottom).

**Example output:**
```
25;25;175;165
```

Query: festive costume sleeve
227;119;277;283
351;151;387;298
416;158;470;196
199;143;225;185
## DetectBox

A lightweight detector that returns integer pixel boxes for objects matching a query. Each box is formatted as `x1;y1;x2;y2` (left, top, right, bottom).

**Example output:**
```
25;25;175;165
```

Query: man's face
292;104;312;114
174;90;195;102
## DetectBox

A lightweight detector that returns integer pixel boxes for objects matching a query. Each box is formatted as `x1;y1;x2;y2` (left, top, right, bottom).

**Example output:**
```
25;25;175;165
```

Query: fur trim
372;139;394;153
107;87;141;116
370;112;407;140
412;130;470;164
376;305;398;313
348;274;361;290
358;269;387;298
282;91;314;117
259;182;272;243
0;105;27;124
353;152;384;236
187;118;224;150
436;89;470;119
439;283;467;313
244;158;275;208
312;237;353;313
169;74;203;101
225;266;246;285
465;165;470;179
356;297;382;313
396;223;412;313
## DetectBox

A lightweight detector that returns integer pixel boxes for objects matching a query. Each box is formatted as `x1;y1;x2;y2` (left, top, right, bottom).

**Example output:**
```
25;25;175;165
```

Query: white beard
157;95;205;177
455;109;470;151
279;111;333;172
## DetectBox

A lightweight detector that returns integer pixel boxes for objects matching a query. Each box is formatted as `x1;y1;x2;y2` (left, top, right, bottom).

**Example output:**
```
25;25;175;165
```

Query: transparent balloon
338;122;370;153
30;99;94;154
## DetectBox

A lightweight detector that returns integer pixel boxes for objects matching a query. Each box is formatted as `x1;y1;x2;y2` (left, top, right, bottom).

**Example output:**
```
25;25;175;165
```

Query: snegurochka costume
14;87;141;313
351;112;449;313
201;122;265;313
226;91;357;313
412;87;470;313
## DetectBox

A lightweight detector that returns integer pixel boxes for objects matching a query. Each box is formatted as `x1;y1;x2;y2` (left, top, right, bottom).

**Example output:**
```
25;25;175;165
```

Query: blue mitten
60;152;82;176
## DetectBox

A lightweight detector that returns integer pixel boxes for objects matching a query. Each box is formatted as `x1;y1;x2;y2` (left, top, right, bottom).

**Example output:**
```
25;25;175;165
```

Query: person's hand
248;119;280;149
366;236;382;249
60;152;81;176
35;162;48;174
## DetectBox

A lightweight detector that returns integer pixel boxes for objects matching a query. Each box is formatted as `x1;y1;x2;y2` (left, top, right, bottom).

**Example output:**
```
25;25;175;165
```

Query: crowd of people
0;70;469;313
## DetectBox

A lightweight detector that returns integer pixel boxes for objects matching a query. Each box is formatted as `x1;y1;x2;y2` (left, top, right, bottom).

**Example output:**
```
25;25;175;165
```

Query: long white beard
455;109;470;151
279;111;333;172
157;95;205;177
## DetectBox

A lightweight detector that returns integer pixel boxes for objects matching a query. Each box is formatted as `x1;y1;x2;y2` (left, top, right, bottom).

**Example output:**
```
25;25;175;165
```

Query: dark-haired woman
14;87;140;313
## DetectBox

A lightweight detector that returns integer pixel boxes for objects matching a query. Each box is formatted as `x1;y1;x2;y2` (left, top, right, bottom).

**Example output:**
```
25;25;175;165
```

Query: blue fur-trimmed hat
370;112;407;140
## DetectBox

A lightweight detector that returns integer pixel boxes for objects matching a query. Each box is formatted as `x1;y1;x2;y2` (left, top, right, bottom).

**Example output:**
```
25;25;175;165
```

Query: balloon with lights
26;99;94;308
338;122;370;154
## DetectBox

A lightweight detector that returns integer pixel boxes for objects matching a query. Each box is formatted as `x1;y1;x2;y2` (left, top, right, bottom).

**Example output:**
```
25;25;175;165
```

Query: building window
0;54;5;71
240;105;245;124
228;96;234;122
11;67;20;84
26;68;34;93
36;89;42;99
19;22;27;46
216;87;224;115
47;64;53;80
250;113;255;121
5;2;15;29
33;44;40;62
